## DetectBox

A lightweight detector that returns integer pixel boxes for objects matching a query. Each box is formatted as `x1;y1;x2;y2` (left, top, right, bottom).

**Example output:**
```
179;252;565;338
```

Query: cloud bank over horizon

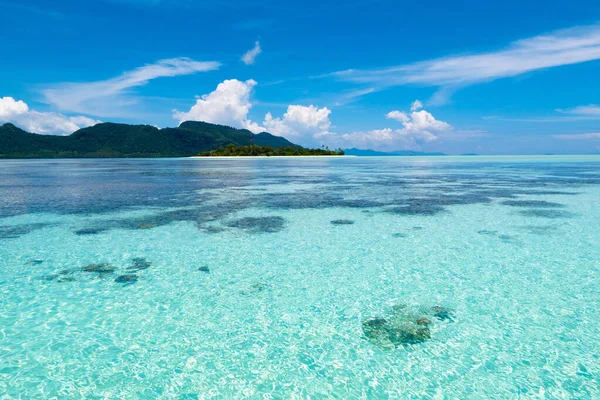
174;80;451;150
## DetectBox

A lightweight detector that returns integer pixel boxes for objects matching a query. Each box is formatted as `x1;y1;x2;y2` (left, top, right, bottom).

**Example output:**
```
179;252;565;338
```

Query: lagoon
1;156;599;398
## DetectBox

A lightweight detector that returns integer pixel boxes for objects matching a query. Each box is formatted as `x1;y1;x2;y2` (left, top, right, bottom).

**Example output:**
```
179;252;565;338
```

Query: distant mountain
0;121;299;158
344;148;446;156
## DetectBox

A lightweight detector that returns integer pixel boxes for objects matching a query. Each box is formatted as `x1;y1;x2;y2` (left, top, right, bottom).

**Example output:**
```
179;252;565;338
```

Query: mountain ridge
0;121;299;158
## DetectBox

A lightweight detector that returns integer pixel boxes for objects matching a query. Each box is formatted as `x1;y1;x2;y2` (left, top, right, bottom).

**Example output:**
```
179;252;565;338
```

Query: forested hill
0;121;299;158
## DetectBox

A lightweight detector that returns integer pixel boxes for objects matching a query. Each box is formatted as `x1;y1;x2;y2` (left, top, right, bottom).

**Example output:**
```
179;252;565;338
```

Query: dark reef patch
115;274;138;284
0;223;52;239
75;227;108;236
501;200;566;208
226;216;285;233
362;304;454;350
330;219;355;225
388;201;446;216
520;224;564;235
202;226;227;234
392;233;408;238
127;257;152;271
258;191;383;210
81;263;115;274
42;269;76;282
519;209;575;219
71;207;236;235
198;265;210;273
431;306;454;322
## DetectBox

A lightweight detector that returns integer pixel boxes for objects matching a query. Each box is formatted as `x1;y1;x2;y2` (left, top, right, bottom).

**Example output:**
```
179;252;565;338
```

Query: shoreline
189;155;355;159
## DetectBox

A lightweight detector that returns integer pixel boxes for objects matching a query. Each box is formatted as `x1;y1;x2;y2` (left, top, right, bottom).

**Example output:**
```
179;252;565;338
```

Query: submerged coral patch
202;226;227;234
519;224;564;235
75;227;108;236
362;304;454;350
71;206;235;235
388;202;446;216
330;219;354;225
0;223;52;239
501;200;566;208
81;263;116;274
127;257;152;271
226;216;285;233
519;209;575;219
115;274;138;284
392;232;408;238
431;306;454;321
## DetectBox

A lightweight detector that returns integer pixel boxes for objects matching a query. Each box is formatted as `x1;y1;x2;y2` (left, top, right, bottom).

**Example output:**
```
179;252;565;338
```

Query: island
0;121;313;159
198;144;344;157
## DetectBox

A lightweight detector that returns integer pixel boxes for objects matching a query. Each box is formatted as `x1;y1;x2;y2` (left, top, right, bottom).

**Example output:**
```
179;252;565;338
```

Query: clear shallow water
0;156;599;399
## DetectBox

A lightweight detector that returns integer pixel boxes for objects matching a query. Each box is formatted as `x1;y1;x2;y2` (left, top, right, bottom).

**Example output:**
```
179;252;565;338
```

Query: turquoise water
1;156;599;399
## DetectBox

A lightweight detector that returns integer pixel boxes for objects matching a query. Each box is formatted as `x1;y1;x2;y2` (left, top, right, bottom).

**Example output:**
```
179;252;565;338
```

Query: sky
1;0;600;154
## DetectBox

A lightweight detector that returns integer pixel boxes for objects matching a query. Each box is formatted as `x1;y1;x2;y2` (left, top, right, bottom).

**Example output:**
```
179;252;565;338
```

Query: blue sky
1;0;599;154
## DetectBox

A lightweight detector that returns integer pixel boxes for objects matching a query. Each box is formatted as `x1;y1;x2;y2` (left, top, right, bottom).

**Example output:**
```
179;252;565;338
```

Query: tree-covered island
199;144;345;157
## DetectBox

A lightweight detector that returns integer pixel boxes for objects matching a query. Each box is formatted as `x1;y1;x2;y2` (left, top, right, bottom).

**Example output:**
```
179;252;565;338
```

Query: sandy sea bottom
0;156;599;399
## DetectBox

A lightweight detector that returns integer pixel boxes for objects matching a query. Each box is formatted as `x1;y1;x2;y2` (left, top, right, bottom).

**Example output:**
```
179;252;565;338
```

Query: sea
1;156;599;399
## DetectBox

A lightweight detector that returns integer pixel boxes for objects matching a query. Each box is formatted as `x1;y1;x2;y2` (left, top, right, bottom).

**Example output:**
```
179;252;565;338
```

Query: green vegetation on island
199;144;344;157
0;121;301;158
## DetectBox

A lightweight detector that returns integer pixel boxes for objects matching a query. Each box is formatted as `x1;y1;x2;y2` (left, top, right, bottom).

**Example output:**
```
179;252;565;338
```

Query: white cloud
241;41;262;65
332;87;377;106
174;79;334;142
556;104;600;116
0;96;28;118
0;96;100;135
173;82;449;151
553;132;600;140
42;57;220;118
332;24;600;101
173;79;264;132
318;101;451;151
386;104;451;135
410;100;423;111
263;105;331;139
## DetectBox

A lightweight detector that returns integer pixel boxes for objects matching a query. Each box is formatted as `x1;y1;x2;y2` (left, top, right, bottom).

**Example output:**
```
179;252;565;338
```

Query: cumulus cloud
386;104;451;136
174;79;334;141
332;24;600;103
241;41;262;65
319;101;451;151
0;96;29;118
263;105;331;139
0;96;99;135
42;57;220;118
174;81;448;151
173;79;263;132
